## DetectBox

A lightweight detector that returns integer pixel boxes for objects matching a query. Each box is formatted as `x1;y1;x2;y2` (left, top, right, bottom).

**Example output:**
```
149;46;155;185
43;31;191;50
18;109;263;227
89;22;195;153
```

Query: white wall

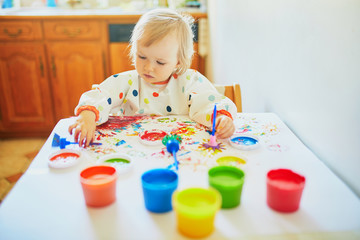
207;0;360;196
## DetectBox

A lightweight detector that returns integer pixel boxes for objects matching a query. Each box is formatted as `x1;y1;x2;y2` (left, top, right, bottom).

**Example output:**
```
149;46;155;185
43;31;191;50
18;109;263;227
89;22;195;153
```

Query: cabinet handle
51;56;57;78
63;28;81;38
39;56;44;77
3;28;22;38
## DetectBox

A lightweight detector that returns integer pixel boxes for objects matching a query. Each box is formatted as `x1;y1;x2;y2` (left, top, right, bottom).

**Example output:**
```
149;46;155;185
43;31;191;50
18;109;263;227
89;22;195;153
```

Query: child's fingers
216;117;235;139
85;131;94;148
215;117;225;132
68;123;77;135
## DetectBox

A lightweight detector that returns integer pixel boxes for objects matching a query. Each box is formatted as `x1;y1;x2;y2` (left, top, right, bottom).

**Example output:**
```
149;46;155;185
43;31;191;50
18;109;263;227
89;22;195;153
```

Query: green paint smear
105;158;130;164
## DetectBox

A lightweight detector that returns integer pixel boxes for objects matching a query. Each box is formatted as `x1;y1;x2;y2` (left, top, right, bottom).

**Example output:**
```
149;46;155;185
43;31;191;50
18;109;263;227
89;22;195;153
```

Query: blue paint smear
116;140;126;146
231;136;258;146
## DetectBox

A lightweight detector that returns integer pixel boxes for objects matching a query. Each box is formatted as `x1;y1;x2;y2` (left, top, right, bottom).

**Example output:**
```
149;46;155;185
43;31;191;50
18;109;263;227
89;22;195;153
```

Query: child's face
135;32;180;84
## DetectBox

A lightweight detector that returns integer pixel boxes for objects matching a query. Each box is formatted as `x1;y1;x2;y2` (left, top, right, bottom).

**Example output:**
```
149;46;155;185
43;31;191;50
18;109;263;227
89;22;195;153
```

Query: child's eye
138;55;146;60
157;61;165;65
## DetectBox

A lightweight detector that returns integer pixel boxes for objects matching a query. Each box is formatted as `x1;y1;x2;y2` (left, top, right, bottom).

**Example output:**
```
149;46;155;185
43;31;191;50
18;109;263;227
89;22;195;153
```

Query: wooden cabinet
0;22;55;137
46;42;106;120
44;20;106;120
0;20;42;40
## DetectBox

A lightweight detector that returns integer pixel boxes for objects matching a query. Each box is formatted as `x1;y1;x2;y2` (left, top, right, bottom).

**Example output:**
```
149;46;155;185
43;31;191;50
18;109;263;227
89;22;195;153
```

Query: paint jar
209;166;245;208
139;129;167;146
80;166;117;207
173;188;221;238
48;149;81;169
141;168;178;213
216;156;246;167
98;153;133;175
267;169;305;213
229;134;260;150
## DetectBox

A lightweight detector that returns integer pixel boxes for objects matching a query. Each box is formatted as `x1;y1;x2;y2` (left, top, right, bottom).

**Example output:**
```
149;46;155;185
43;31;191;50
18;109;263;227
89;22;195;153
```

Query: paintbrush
52;133;102;149
209;104;217;146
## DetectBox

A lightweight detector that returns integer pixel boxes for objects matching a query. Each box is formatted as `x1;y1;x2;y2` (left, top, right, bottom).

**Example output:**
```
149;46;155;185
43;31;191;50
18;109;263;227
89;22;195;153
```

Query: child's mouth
144;74;154;79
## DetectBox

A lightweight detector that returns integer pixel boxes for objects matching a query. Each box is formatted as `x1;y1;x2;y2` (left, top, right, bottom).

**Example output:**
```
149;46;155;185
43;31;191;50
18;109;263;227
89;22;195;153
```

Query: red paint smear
50;152;79;161
141;130;167;141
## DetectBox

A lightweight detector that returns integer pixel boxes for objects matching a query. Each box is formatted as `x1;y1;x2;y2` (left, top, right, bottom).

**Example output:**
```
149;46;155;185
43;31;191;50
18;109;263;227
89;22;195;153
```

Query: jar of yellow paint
172;187;221;238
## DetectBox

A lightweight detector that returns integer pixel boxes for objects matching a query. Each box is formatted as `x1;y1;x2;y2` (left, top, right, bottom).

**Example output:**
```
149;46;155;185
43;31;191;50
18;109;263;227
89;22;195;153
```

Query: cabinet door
46;42;105;121
0;43;55;136
110;42;134;74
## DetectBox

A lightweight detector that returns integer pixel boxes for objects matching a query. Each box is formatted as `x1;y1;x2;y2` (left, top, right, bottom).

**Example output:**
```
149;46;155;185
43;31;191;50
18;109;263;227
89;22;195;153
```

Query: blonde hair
130;8;194;75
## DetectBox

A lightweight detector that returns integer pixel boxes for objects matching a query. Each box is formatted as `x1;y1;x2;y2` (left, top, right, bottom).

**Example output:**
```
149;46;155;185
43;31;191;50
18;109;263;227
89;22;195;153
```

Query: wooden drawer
0;21;42;41
43;20;101;40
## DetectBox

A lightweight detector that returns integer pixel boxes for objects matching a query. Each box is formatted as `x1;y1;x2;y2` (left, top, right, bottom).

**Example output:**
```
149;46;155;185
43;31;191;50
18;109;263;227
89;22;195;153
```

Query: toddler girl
69;8;237;147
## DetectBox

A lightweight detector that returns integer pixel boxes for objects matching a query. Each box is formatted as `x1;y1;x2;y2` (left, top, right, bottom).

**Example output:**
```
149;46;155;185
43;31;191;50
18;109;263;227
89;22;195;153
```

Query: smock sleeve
74;71;135;125
183;70;237;128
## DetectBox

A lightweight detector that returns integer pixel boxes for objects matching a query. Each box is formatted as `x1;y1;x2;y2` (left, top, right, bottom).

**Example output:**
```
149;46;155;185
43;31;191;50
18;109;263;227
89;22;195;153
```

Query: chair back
214;83;242;112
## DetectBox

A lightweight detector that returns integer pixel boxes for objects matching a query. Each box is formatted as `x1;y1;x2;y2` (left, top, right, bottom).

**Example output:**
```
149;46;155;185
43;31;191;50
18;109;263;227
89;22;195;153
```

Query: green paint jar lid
98;153;133;175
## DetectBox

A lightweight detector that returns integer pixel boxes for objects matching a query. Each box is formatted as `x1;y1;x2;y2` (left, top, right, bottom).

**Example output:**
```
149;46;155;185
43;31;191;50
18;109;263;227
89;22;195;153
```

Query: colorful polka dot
166;106;172;112
113;74;119;78
198;77;203;83
186;75;191;80
173;73;178;79
206;114;211;121
182;86;185;93
107;98;112;104
98;106;103;111
138;109;144;114
153;92;159;97
133;90;138;97
128;79;133;85
144;98;149;104
124;99;128;104
208;95;215;101
119;92;124;99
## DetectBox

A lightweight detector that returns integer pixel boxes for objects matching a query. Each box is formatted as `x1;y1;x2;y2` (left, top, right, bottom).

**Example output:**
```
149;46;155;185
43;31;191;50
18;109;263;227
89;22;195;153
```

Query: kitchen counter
0;7;207;19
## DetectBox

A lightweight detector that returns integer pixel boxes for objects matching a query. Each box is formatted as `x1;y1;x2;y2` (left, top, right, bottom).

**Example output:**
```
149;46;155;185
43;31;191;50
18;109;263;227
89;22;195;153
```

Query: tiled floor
0;138;46;204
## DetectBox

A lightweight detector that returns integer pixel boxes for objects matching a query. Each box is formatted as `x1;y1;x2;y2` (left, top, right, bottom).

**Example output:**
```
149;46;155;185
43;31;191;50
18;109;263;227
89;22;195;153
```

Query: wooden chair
214;83;242;112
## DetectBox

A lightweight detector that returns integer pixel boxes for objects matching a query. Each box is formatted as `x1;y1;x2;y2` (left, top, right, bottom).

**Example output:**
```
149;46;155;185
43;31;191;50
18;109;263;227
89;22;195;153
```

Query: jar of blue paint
141;168;178;213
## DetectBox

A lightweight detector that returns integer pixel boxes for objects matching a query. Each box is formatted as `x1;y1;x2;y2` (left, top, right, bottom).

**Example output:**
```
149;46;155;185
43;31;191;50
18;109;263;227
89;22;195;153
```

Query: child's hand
68;110;96;147
214;115;235;139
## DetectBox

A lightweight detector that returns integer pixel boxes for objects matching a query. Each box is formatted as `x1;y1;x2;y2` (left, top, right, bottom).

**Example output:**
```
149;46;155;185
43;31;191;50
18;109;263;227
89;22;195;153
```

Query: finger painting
84;114;283;171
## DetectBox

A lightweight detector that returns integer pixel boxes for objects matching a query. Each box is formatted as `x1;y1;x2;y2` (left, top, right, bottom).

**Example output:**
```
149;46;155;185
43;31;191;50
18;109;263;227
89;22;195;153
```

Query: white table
0;113;359;240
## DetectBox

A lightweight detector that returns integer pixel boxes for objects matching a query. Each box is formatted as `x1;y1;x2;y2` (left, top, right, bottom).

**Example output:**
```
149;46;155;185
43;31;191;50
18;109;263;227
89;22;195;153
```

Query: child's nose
145;61;154;72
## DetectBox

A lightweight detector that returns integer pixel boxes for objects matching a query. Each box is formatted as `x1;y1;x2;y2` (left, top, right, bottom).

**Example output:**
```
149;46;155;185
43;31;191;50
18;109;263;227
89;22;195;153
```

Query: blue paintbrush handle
211;104;217;136
173;151;178;171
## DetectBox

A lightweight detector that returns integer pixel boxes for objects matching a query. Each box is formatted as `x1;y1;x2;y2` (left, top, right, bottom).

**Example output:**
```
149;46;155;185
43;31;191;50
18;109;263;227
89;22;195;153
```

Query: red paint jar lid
48;149;81;169
139;129;167;146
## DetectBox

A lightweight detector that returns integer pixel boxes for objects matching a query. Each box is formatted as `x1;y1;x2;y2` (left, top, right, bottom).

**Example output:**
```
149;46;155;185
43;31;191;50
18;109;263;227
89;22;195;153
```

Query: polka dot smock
75;69;237;128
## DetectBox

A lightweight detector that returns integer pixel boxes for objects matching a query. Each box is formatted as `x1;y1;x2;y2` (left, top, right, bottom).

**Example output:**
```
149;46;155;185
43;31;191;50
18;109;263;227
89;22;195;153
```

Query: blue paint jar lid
229;134;260;150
